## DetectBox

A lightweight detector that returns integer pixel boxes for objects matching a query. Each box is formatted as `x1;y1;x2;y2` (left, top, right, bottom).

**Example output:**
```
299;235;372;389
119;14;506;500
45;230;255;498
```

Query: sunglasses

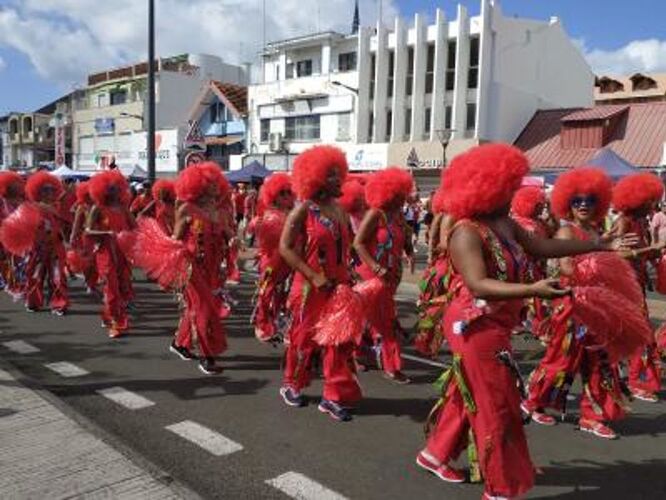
570;195;597;209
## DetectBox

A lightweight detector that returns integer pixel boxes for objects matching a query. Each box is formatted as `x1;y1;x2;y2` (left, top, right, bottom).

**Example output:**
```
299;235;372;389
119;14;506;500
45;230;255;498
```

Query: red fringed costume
338;179;366;234
69;181;97;291
150;179;176;235
0;172;26;297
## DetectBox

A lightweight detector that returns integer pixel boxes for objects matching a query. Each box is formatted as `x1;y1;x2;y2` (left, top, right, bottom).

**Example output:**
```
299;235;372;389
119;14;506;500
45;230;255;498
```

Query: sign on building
184;120;206;151
54;115;66;166
344;144;389;171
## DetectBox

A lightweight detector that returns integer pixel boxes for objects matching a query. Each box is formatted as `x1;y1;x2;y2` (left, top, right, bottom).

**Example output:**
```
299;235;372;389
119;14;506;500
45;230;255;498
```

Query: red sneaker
579;419;618;440
521;403;556;426
416;451;465;483
631;388;659;403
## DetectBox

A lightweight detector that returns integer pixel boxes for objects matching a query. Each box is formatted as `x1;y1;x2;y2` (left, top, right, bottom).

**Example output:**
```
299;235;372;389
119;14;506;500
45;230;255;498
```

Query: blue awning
225;160;272;183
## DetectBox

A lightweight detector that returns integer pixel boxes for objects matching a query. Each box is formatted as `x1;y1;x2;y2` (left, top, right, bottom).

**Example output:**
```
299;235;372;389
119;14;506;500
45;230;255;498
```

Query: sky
0;0;665;115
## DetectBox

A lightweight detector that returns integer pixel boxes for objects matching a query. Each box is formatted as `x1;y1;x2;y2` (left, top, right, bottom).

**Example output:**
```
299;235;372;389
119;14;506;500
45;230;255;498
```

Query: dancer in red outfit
252;173;295;342
279;145;362;421
354;167;414;384
417;146;629;499
130;184;151;217
139;179;176;235
86;171;135;338
338;179;367;235
0;172;26;297
69;181;98;294
612;173;664;403
170;163;229;374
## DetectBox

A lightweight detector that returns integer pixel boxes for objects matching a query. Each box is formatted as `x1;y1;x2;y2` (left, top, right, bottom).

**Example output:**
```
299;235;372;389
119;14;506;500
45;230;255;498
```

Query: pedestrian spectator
423;190;436;245
650;202;666;244
232;183;247;228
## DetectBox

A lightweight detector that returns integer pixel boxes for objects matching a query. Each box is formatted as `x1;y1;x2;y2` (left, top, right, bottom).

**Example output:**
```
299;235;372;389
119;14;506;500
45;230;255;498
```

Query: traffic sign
184;120;206;151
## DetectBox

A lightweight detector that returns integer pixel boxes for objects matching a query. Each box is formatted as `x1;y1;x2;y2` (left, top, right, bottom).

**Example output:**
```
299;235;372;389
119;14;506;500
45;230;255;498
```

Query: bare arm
173;204;191;241
427;213;443;262
84;206;112;236
138;200;156;219
353;209;383;274
436;214;456;255
69;206;85;246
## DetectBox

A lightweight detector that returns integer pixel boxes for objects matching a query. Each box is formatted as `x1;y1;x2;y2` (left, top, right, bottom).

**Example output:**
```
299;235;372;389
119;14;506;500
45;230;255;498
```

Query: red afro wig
88;170;130;206
511;186;546;218
151;179;176;201
292;145;348;200
441;144;529;219
612;173;664;213
260;173;292;208
199;161;231;197
75;181;91;205
432;189;447;214
0;171;24;198
176;162;228;202
347;173;369;185
338;180;366;214
550;167;612;221
26;171;63;202
365;167;414;210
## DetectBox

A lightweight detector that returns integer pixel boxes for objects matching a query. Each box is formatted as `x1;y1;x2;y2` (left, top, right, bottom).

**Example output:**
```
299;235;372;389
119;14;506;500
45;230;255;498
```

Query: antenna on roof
351;0;360;34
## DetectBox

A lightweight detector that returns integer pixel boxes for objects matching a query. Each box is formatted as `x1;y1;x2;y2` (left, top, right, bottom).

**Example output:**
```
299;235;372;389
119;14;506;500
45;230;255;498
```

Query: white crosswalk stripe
44;362;90;378
266;472;349;500
0;368;14;381
2;340;40;354
97;386;155;410
165;420;243;456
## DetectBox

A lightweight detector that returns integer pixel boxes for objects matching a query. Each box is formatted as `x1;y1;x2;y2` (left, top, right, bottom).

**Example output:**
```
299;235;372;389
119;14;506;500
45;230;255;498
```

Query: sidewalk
0;363;193;499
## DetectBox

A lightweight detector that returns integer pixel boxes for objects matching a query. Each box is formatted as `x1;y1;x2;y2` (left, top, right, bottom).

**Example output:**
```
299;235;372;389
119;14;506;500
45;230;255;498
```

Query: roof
211;81;248;117
515;102;666;170
595;73;666;102
561;105;628;122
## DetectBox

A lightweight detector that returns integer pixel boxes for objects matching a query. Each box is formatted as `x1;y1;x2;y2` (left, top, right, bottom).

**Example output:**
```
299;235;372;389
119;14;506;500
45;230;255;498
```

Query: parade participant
279;145;362;421
69;181;98;294
354;167;415;383
138;179;176;235
252;173;295;342
130;183;151;217
86;170;135;338
0;171;25;297
338;179;367;235
417;146;630;498
169;162;229;374
612;173;664;402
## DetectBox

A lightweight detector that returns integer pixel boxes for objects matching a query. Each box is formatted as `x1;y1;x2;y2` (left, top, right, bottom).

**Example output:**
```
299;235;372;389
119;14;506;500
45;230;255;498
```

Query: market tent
51;165;89;179
118;165;148;180
587;147;637;178
225;161;272;184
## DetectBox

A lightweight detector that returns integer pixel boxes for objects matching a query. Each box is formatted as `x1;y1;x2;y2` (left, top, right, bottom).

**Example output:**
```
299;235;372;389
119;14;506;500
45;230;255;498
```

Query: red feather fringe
132;218;189;289
573;252;644;305
656;255;666;295
0;202;41;256
313;285;365;346
66;249;91;274
116;230;137;263
656;323;666;353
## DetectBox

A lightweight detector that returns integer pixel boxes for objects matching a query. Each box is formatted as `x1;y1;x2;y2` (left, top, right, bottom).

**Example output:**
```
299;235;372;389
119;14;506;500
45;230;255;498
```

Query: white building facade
247;0;593;175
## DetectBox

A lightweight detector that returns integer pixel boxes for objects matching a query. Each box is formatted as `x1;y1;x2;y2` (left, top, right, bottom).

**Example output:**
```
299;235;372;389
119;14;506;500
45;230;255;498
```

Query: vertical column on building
356;28;372;143
410;13;427;142
278;51;287;80
451;4;470;140
475;0;493;141
372;23;389;144
430;8;448;141
321;43;331;75
391;16;407;143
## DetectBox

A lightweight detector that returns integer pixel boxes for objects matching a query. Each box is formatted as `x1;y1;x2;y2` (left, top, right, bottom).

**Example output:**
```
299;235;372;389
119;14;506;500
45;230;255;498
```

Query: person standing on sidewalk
0;171;26;298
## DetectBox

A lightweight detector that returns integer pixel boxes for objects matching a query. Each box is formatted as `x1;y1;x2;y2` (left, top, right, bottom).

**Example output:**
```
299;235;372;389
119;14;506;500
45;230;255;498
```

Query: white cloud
582;38;666;76
0;55;6;72
0;0;398;88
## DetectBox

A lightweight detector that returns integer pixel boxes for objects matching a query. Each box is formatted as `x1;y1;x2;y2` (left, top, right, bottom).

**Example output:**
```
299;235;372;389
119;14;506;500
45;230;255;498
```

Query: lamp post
435;128;454;168
147;0;156;182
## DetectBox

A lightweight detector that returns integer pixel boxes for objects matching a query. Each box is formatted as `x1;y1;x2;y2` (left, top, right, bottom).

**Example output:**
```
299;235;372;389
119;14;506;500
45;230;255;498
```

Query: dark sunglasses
571;195;597;209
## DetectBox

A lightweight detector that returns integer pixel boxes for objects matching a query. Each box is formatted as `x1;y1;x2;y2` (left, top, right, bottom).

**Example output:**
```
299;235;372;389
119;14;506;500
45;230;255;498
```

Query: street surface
1;266;665;499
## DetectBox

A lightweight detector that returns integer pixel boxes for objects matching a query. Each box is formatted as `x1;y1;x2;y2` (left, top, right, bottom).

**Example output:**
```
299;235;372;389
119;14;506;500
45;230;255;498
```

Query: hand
605;232;639;251
530;278;571;299
311;272;331;290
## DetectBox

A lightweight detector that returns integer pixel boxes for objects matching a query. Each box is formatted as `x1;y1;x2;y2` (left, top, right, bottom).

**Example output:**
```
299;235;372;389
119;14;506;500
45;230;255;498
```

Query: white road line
165;420;243;456
44;362;90;378
266;472;349;500
401;353;449;369
0;368;14;381
97;386;155;410
2;340;40;354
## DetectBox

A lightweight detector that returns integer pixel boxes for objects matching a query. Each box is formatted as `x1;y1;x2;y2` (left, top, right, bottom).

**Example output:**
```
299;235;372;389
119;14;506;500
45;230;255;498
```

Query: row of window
260;115;322;142
281;52;357;80
369;103;476;141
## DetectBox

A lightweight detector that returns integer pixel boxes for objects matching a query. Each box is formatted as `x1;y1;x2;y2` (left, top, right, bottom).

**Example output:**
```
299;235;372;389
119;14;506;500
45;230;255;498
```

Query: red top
357;211;406;286
258;209;288;272
183;205;219;276
233;192;247;216
130;193;150;214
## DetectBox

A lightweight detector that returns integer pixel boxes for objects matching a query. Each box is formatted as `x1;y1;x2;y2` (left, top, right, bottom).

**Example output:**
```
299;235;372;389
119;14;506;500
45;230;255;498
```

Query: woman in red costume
612;173;664;402
279;145;362;422
69;181;98;294
0;172;25;297
252;173;295;342
417;147;629;499
86;171;135;338
354;167;414;384
170;162;229;375
139;179;176;235
338;179;367;236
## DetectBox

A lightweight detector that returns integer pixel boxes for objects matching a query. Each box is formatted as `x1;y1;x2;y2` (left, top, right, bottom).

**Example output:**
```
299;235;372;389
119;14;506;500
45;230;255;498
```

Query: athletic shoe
483;493;509;500
521;403;557;426
169;341;195;361
384;371;411;385
25;306;38;313
318;399;352;422
108;329;123;339
198;357;223;375
279;386;305;407
51;309;66;317
416;451;465;483
631;389;659;403
579;419;618;440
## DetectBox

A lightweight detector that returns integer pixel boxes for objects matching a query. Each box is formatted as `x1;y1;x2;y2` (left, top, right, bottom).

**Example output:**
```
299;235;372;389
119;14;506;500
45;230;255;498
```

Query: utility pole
147;0;156;182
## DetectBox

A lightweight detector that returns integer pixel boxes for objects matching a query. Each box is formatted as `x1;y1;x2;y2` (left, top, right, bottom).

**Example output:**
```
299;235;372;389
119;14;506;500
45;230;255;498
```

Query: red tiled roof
561;105;628;122
211;81;248;117
515;102;666;170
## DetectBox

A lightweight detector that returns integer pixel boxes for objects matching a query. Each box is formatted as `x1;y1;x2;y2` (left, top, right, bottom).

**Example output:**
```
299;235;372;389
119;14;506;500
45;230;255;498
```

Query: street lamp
331;80;359;96
435;128;454;167
147;0;156;183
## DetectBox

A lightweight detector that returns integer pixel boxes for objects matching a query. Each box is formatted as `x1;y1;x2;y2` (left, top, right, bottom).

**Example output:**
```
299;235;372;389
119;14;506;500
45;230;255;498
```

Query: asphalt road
1;268;665;500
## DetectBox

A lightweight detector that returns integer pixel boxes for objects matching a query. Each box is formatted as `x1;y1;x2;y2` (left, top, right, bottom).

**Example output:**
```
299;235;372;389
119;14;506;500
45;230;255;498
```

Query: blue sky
1;0;665;116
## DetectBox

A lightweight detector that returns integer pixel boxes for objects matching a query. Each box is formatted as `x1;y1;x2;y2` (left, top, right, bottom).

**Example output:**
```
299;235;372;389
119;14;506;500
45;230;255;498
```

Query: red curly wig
26;171;63;202
511;186;546;219
88;170;130;206
176;162;228;202
432;189;446;214
338;179;366;214
292;145;348;200
365;167;414;210
550;167;612;221
151;179;176;201
612;173;664;213
441;144;529;219
0;171;24;198
75;181;91;205
260;173;292;208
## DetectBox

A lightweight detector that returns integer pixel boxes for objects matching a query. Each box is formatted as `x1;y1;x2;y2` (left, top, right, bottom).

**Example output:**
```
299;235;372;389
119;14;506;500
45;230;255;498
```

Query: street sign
184;120;206;151
185;152;205;167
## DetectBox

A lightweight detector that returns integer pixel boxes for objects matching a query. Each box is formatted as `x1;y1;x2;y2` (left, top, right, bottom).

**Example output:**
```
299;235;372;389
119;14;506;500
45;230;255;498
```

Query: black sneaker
198;357;223;375
318;399;352;422
25;306;38;313
169;341;195;361
279;386;305;407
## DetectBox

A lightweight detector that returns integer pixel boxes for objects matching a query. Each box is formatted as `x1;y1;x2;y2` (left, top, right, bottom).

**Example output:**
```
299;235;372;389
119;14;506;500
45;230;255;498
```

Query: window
425;44;435;94
446;41;457;91
23;116;32;134
337;113;351;141
424;108;432;137
387;51;395;98
296;60;313;77
466;103;476;131
286;63;295;79
338;52;357;72
260;119;270;143
285;115;320;141
386;110;393;141
110;89;127;106
96;93;109;108
445;105;453;129
210;103;219;124
368;111;374;141
406;48;415;96
369;54;376;100
468;37;480;89
404;108;412;138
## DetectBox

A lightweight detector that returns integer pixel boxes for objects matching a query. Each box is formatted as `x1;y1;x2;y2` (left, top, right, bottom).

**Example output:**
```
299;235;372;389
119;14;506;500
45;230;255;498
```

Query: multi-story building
72;53;247;174
247;0;593;185
0;115;9;169
5;110;54;169
595;73;666;105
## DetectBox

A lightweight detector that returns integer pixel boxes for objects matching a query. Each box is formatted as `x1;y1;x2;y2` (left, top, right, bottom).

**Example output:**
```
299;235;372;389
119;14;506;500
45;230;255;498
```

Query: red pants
253;266;289;342
0;251;24;296
628;342;662;394
176;267;227;357
367;289;402;374
227;245;241;283
25;247;69;311
96;246;132;330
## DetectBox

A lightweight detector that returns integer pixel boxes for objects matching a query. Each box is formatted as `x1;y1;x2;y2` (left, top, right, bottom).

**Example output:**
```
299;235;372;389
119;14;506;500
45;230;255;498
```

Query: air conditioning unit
269;132;284;152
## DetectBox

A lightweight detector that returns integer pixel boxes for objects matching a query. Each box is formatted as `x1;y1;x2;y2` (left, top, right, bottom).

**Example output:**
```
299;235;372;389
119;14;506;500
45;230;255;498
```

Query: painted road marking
401;353;449;369
165;420;243;456
2;340;40;354
266;472;349;500
0;368;14;381
44;362;90;378
97;387;155;410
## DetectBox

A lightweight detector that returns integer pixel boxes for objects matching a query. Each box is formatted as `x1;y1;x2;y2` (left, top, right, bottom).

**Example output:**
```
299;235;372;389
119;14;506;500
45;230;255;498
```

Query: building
0;116;9;169
246;0;592;184
72;53;247;174
4;110;57;169
595;73;666;105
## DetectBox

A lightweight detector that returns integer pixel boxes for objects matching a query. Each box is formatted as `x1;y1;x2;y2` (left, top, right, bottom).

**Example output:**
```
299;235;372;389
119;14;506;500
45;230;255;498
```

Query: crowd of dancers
1;143;665;500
